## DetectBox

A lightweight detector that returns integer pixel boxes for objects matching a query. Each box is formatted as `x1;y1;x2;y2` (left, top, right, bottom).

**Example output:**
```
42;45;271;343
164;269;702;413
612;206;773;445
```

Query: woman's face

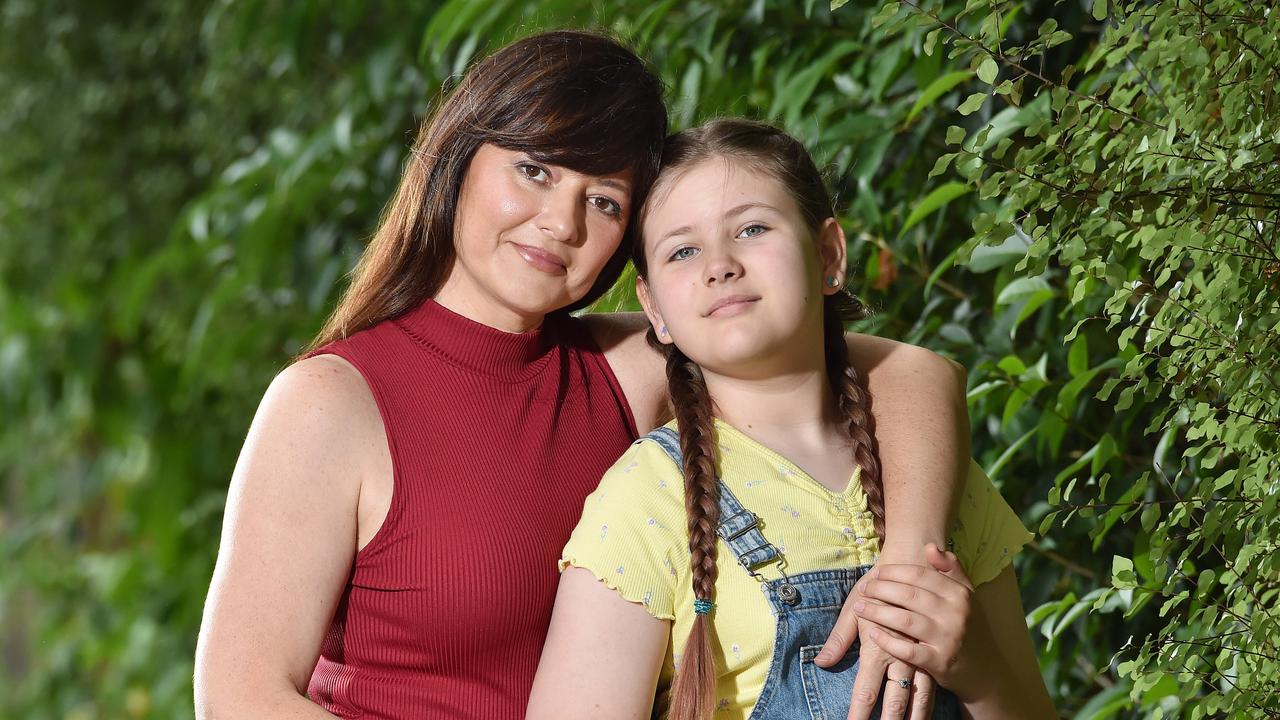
637;156;845;378
437;143;634;332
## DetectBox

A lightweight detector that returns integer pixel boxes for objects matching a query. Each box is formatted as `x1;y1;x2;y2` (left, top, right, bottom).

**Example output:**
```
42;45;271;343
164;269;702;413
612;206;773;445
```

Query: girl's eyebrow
654;202;782;246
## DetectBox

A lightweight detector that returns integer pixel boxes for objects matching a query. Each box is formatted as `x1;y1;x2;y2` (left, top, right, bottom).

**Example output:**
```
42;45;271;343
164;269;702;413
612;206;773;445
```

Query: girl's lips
510;242;567;275
704;295;761;317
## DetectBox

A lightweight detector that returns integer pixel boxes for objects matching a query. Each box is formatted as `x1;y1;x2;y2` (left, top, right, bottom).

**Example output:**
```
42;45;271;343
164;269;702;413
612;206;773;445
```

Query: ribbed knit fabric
304;299;638;719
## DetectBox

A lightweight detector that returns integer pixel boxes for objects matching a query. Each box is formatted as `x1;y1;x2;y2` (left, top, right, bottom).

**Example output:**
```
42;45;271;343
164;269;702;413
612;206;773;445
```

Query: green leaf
967;230;1031;272
977;57;998;84
1091;0;1107;21
1068;335;1089;375
996;276;1052;306
908;71;974;121
957;91;987;115
899;182;970;238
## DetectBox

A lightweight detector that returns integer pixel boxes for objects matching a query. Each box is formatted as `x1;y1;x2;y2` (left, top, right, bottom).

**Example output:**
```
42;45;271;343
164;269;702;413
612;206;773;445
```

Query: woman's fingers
854;599;934;642
868;626;935;670
879;660;916;720
815;586;862;667
845;626;892;720
859;577;948;615
866;563;967;600
908;668;935;719
925;543;973;590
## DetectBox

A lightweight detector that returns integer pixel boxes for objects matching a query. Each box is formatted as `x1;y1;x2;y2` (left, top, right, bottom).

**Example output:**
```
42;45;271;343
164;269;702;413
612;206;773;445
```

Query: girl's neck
702;363;840;449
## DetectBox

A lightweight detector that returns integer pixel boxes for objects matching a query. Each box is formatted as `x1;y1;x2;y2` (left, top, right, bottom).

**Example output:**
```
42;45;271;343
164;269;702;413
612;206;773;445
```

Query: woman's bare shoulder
581;313;668;433
845;333;966;390
250;354;387;484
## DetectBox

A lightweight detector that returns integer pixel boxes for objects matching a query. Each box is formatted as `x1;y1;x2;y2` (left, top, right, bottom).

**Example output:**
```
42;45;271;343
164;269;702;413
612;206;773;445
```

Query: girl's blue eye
738;224;767;239
590;196;623;217
517;163;550;182
669;246;699;261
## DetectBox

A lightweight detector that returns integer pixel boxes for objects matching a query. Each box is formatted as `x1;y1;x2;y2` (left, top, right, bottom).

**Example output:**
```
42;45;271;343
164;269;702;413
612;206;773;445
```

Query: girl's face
637;156;846;378
437;143;634;332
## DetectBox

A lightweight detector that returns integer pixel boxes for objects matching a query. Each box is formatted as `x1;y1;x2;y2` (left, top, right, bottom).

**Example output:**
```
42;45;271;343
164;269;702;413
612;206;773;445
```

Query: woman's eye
669;246;699;261
590;196;622;216
737;224;768;239
517;163;550;182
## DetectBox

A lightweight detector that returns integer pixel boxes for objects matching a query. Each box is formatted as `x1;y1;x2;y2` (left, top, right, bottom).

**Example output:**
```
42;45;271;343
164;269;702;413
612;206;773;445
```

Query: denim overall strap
643;427;782;572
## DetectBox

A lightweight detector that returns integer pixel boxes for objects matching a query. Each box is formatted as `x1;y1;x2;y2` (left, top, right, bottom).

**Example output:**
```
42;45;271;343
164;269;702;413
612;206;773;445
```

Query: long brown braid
653;334;722;720
635;119;884;720
823;293;886;539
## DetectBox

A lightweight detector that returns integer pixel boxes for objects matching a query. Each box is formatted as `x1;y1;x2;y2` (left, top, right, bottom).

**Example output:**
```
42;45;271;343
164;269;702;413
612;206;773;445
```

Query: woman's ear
817;218;848;295
635;275;674;344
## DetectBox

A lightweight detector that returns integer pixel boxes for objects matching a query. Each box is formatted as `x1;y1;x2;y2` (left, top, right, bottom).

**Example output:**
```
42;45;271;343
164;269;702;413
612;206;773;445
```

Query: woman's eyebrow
596;178;631;192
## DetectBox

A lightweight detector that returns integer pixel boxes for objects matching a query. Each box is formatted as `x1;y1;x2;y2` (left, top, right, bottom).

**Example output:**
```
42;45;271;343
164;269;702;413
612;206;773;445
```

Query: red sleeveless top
306;299;637;719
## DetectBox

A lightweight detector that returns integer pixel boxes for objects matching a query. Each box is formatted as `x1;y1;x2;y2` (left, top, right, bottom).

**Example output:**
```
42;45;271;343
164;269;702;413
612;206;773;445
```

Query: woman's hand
852;544;1000;700
815;553;938;719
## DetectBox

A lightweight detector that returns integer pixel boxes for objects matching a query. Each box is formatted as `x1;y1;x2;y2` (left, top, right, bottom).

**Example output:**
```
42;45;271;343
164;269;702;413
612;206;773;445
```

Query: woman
194;31;969;720
526;118;1054;719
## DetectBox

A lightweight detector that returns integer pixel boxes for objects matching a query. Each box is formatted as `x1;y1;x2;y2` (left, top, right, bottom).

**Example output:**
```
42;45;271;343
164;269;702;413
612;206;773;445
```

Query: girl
195;32;973;719
527;120;1056;719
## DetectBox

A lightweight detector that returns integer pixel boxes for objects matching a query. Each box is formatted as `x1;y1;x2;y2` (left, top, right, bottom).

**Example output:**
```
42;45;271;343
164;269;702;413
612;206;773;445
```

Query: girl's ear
817;218;848;295
636;275;674;344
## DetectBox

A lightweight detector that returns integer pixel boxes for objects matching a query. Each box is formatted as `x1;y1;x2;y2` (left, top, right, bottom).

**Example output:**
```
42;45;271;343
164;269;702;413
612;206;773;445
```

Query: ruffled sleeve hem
558;557;676;621
966;525;1034;587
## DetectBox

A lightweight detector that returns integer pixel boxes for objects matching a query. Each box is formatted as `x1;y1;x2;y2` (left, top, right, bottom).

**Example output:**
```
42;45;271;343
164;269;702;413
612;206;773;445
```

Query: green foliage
3;0;1275;717
862;0;1279;716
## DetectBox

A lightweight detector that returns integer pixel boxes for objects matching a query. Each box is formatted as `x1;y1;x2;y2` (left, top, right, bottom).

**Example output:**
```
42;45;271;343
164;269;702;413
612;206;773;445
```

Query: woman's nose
538;191;582;245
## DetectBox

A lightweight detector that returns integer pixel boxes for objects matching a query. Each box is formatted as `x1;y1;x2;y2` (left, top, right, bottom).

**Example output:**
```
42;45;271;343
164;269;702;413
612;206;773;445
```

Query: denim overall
646;428;960;720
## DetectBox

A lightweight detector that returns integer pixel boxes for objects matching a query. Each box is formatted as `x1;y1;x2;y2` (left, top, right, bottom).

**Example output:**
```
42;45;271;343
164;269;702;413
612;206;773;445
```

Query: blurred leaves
3;0;1277;717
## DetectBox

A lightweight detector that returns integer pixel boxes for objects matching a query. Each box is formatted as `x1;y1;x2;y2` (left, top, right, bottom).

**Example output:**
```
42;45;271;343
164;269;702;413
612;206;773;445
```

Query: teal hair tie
693;599;715;615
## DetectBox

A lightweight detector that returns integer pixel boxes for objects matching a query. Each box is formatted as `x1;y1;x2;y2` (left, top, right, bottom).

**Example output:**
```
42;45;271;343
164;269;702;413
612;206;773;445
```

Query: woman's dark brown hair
310;30;667;348
634;119;882;720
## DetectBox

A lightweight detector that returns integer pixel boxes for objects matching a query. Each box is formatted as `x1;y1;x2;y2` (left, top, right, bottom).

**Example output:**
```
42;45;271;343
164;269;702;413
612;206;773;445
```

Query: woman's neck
432;286;545;334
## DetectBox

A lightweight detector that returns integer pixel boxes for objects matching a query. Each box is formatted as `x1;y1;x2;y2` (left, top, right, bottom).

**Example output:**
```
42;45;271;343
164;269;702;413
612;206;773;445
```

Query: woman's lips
510;242;567;275
704;294;761;317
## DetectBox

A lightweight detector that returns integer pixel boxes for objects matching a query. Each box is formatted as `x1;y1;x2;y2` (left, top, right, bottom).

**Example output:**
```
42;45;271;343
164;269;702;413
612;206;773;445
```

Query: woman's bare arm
194;355;391;719
848;332;969;559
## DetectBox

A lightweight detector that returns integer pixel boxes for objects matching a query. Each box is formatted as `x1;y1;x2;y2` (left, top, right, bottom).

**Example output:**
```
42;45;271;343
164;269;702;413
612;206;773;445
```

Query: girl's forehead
642;156;792;235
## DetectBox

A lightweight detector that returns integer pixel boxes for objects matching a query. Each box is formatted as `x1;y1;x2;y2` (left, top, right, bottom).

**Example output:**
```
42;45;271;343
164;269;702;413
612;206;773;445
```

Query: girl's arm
195;356;388;719
526;568;671;720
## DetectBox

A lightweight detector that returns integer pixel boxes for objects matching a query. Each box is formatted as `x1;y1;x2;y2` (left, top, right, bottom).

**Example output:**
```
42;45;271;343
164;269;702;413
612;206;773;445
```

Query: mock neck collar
395;299;555;379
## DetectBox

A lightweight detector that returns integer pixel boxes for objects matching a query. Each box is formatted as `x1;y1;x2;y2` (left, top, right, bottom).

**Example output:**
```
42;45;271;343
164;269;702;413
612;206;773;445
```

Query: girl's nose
703;247;743;285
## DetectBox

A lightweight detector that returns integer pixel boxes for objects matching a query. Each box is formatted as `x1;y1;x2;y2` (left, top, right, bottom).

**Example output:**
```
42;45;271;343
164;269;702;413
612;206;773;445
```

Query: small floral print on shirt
599;524;608;542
